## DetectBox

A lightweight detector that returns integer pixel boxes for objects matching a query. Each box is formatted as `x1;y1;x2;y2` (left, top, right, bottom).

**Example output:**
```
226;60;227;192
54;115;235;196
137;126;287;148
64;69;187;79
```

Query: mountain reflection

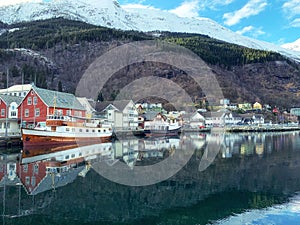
0;131;300;224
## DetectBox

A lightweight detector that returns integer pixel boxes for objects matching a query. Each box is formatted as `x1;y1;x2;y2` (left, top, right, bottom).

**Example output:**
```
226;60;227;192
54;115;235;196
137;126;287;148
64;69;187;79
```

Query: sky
1;0;299;45
120;0;300;45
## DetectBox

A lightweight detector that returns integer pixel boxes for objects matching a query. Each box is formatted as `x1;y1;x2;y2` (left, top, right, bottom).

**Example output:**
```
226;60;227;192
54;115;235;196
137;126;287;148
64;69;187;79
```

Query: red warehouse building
18;85;86;128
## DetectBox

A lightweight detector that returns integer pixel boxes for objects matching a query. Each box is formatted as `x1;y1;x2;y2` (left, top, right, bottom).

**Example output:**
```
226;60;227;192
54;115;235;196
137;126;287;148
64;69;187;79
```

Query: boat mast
20;72;24;128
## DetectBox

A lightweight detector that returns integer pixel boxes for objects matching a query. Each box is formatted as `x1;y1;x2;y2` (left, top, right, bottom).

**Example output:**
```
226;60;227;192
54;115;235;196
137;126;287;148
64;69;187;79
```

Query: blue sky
119;0;300;45
3;0;300;45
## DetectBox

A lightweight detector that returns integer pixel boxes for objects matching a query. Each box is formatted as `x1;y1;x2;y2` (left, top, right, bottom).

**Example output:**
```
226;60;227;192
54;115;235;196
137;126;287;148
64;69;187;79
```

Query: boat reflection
1;132;300;222
2;132;299;196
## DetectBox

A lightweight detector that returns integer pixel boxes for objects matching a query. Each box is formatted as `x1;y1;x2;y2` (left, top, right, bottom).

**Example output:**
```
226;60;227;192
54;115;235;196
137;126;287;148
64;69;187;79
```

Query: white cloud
0;0;41;7
290;18;300;27
199;0;235;10
236;25;265;37
282;0;300;18
169;0;200;18
223;0;268;26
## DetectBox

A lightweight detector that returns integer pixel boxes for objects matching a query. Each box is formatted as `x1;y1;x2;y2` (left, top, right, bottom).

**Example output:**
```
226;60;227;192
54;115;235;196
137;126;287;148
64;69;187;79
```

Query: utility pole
5;69;8;138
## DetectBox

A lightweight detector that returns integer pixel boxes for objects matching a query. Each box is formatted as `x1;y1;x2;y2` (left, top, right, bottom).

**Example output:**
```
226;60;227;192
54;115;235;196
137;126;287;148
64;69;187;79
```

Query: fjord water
1;132;300;225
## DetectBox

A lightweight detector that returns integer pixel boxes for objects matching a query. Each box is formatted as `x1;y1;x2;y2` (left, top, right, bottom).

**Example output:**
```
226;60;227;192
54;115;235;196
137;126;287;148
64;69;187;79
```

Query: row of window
24;108;40;117
22;164;39;173
1;109;17;117
65;127;108;133
27;96;38;105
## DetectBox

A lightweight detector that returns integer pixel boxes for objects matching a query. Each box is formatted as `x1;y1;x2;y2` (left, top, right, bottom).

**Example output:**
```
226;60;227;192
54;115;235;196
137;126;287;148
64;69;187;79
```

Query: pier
0;136;22;148
226;125;300;133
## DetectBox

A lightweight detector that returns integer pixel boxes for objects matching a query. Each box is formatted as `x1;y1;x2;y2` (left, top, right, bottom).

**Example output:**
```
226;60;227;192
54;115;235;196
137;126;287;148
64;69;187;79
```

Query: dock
226;125;300;133
0;136;22;148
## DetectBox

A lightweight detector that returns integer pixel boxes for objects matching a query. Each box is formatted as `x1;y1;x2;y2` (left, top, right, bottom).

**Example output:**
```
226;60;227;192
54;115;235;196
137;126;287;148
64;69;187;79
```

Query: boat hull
144;127;181;137
22;128;112;147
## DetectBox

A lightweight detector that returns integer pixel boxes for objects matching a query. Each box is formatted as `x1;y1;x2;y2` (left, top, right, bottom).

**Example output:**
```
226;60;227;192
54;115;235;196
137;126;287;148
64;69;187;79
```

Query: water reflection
0;132;300;224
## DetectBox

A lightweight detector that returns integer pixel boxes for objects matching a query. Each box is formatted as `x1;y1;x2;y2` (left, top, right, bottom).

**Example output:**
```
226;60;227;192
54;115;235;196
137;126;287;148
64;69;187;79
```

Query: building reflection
1;131;300;220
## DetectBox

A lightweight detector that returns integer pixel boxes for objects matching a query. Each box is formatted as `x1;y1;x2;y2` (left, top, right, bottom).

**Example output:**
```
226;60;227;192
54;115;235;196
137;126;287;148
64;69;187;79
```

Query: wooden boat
144;120;181;137
22;115;113;147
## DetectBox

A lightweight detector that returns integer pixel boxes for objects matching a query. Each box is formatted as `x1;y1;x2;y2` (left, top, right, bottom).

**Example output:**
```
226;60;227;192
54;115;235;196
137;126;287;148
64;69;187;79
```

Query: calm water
1;131;300;225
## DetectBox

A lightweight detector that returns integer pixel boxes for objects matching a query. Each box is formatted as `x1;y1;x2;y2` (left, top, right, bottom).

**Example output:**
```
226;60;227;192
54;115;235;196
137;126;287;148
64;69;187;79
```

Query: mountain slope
0;19;299;109
0;0;299;61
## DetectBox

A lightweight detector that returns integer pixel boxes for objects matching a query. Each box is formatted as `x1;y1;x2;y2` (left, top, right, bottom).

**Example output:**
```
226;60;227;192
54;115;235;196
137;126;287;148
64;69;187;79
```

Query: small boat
22;114;113;147
144;120;181;137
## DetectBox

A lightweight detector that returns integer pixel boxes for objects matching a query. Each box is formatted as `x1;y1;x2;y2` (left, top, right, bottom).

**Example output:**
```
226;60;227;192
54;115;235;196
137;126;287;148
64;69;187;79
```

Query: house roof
96;100;133;112
77;97;96;112
32;86;85;111
0;94;23;105
0;84;32;93
141;111;160;121
112;100;133;111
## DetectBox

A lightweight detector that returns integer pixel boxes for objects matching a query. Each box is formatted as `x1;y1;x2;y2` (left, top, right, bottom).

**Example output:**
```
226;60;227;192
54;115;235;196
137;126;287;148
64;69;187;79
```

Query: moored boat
144;120;181;137
22;114;113;147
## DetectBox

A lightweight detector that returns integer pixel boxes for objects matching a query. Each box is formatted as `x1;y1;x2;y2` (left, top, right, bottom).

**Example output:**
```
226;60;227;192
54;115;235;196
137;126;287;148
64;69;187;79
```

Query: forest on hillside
0;18;299;108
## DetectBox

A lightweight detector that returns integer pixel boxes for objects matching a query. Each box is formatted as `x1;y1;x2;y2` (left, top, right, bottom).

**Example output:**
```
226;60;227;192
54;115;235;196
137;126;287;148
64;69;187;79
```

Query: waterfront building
253;102;263;110
0;84;32;97
201;109;242;126
77;97;96;119
0;94;23;135
290;108;300;117
182;111;205;128
98;100;139;129
17;84;86;128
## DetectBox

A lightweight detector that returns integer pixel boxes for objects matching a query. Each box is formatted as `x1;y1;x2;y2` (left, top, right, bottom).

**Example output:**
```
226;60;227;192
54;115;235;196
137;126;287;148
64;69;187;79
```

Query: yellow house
238;103;252;111
253;102;262;110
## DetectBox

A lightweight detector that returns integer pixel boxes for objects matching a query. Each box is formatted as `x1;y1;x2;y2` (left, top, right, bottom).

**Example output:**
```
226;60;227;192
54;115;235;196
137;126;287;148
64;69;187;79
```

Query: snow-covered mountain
0;0;300;61
281;39;300;52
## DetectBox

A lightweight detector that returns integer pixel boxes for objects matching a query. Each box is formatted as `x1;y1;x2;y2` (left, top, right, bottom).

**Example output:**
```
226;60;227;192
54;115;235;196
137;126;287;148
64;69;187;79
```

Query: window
1;109;5;116
66;128;70;132
25;176;30;185
35;108;40;117
31;176;36;186
86;129;89;132
71;154;75;158
0;122;2;128
66;110;71;116
34;164;39;174
79;129;82;132
23;164;28;173
19;93;21;96
31;90;34;95
11;111;16;117
25;109;29;117
27;97;32;105
33;96;37;105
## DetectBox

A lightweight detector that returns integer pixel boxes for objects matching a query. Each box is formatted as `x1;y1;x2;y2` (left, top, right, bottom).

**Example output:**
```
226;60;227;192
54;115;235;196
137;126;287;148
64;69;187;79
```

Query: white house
100;100;139;129
77;97;96;119
202;109;241;126
0;84;32;97
0;94;23;135
182;111;205;128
